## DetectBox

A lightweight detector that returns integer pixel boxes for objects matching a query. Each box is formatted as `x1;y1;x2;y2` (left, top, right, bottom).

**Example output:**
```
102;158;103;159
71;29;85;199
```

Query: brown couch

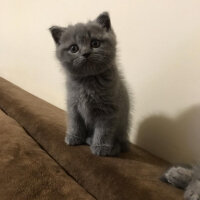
0;77;183;200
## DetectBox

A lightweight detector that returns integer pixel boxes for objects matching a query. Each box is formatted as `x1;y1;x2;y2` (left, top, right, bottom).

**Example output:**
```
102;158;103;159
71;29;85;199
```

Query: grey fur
162;165;200;200
49;12;131;156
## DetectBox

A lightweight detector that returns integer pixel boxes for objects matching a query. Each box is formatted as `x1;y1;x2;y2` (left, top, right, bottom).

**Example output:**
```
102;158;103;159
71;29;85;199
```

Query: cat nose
83;52;90;58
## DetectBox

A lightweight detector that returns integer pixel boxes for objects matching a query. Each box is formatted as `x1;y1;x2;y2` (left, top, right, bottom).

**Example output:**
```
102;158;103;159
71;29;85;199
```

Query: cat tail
160;164;193;189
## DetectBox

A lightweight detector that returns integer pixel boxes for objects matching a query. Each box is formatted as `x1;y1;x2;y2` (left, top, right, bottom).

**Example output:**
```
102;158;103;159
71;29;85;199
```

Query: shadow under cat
136;105;200;200
136;104;200;164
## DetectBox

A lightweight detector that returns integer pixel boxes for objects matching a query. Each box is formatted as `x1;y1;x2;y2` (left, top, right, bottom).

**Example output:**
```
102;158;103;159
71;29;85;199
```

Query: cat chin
65;63;111;77
67;68;110;77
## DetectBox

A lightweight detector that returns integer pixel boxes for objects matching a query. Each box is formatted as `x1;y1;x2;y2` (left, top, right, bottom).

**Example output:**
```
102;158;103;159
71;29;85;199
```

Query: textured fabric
0;109;94;200
0;77;183;200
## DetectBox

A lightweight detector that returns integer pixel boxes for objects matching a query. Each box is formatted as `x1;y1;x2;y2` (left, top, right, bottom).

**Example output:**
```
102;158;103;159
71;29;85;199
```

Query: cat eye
69;44;79;53
91;39;101;48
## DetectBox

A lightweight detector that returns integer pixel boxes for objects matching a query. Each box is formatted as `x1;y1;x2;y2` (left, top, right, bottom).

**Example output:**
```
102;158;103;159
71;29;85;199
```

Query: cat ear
49;26;64;45
96;12;111;31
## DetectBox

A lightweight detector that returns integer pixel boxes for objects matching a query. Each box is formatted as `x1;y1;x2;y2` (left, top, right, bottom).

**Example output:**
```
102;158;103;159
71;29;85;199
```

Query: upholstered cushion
0;77;183;200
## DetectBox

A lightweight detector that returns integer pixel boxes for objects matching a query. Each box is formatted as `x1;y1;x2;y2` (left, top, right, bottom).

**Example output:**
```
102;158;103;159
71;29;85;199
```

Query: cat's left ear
49;26;64;45
96;12;111;31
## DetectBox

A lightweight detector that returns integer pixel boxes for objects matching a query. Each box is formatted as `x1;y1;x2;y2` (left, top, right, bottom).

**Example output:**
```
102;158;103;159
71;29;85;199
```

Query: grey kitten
161;164;200;200
49;12;131;156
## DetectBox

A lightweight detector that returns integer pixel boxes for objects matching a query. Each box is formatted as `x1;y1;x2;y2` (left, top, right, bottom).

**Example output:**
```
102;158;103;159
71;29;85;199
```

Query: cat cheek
61;51;76;62
61;50;70;58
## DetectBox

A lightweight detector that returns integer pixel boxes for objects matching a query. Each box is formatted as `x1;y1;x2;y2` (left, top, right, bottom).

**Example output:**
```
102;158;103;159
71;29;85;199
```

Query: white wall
1;0;200;163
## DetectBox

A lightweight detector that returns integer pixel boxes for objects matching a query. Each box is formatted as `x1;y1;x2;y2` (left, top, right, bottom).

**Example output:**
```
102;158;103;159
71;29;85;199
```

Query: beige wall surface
1;0;200;163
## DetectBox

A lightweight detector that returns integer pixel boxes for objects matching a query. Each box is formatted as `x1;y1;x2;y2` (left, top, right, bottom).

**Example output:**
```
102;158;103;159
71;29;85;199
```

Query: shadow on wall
136;105;200;164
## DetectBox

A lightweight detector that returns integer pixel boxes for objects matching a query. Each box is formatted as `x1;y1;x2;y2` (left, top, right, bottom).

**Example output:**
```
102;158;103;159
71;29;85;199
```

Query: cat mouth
73;57;92;67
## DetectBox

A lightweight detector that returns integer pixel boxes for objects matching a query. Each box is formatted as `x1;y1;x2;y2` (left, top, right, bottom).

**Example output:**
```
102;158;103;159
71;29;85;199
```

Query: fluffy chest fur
77;88;98;125
68;72;119;126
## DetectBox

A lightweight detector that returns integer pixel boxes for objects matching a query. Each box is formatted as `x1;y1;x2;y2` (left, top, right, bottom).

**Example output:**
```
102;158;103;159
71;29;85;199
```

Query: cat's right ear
96;12;111;31
49;26;64;45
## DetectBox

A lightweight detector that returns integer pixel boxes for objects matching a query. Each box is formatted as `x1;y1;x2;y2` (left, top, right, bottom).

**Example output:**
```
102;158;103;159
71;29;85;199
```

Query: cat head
49;12;116;76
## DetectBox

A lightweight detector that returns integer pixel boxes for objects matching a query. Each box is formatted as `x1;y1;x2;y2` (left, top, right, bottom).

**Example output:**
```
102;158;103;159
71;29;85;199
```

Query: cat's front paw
90;144;120;156
65;134;85;146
